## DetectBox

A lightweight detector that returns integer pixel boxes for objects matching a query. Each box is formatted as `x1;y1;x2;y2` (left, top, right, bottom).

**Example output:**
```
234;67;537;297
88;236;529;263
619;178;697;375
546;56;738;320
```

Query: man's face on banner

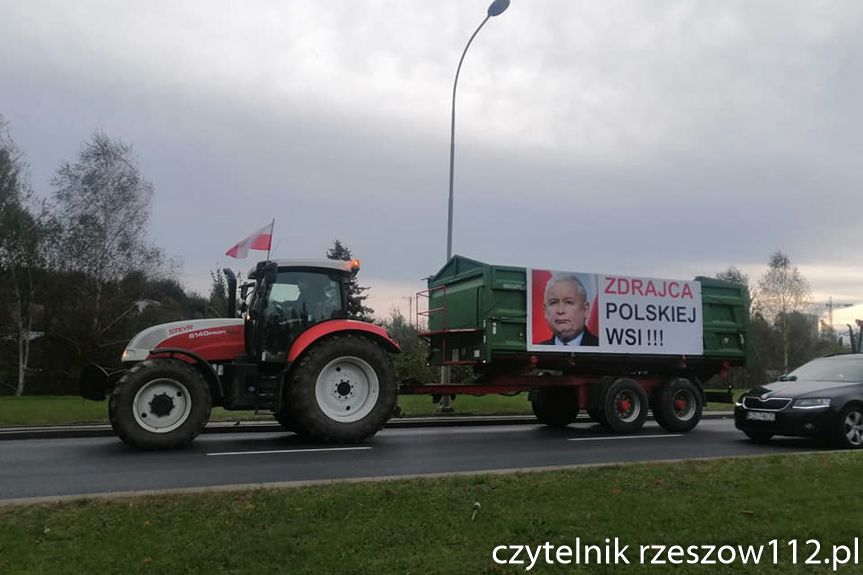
544;278;589;343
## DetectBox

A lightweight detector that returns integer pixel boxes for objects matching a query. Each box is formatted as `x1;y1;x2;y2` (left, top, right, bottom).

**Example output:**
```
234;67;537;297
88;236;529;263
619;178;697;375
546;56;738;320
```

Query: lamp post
440;0;510;413
401;296;413;327
446;0;511;260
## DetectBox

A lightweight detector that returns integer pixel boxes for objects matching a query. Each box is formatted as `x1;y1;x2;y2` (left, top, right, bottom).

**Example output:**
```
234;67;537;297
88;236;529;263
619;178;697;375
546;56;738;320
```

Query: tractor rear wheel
275;407;304;435
109;358;211;450
286;334;397;443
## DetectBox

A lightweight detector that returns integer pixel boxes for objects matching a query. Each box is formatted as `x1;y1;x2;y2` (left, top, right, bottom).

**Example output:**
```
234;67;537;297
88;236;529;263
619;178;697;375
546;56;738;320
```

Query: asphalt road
0;417;833;503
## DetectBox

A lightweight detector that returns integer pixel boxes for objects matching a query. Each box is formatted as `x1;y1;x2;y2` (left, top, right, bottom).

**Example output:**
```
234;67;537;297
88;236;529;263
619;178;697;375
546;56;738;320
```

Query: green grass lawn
0;396;272;427
1;452;860;574
396;393;533;416
0;390;742;427
398;390;745;416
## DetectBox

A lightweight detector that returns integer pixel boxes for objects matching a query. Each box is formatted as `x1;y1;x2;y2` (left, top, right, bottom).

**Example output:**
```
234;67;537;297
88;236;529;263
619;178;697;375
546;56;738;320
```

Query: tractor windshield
261;270;344;362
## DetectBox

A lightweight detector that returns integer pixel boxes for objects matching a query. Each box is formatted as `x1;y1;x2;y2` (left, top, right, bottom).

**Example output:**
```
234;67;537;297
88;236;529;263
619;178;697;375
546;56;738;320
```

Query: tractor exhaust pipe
223;268;237;317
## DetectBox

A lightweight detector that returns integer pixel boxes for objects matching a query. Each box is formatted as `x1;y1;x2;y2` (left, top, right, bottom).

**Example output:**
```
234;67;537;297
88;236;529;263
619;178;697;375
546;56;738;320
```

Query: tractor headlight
792;398;831;409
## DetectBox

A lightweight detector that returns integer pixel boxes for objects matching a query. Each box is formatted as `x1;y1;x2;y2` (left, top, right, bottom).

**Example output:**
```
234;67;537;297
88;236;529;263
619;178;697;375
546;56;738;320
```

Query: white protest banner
527;269;703;355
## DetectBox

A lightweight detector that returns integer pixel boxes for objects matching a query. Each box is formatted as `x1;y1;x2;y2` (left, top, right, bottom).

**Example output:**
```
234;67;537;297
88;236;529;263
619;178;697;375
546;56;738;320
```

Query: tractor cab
83;256;399;450
241;259;359;364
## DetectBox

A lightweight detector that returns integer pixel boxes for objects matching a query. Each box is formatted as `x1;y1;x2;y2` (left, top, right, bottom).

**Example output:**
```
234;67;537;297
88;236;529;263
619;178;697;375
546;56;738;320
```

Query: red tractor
80;259;400;449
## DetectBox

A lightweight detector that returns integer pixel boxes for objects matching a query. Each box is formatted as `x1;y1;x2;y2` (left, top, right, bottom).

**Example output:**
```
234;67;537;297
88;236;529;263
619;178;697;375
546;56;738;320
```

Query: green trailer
404;255;749;434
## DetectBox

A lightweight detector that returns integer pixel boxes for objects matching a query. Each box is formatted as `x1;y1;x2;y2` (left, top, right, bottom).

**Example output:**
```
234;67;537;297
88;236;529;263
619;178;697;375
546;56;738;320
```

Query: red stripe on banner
531;269;552;344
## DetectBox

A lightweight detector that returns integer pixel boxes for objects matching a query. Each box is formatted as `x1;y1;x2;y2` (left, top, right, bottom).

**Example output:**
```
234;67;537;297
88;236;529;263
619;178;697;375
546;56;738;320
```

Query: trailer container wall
422;256;748;370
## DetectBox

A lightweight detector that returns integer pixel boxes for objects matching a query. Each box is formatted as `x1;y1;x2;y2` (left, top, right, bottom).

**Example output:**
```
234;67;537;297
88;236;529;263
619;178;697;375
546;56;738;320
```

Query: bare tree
757;251;812;371
207;268;229;318
0;115;47;395
716;266;749;288
51;132;161;342
716;265;755;309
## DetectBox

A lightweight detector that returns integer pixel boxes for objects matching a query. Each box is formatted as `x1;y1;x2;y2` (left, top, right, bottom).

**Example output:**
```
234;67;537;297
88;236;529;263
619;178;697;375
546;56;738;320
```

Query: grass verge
1;452;860;574
0;390;743;427
400;390;746;416
0;396;271;427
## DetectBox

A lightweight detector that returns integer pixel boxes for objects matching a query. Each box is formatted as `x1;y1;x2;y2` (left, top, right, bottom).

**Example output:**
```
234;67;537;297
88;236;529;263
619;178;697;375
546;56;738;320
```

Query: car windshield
786;356;863;382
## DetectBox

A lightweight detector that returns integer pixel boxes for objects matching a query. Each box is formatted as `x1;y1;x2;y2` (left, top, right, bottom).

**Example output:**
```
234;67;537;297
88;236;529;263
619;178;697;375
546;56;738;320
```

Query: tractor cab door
258;268;346;364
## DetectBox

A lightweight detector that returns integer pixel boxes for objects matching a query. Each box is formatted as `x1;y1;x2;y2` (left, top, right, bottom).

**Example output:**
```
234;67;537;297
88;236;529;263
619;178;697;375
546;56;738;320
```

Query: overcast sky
1;0;861;327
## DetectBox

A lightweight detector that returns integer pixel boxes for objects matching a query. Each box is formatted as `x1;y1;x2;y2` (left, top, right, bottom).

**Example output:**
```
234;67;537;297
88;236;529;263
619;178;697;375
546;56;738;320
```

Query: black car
735;353;863;448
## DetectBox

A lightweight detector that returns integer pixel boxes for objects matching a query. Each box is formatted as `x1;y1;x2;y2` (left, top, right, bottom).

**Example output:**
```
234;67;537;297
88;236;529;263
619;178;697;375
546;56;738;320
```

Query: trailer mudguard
287;320;400;363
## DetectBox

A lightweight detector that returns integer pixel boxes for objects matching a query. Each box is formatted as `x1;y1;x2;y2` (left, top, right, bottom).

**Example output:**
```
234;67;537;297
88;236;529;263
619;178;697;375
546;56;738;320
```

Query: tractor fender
287;320;400;364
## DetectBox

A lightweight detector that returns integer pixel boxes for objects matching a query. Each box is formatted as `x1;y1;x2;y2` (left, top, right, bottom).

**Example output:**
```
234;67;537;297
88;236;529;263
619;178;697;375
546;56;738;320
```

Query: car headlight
122;349;136;361
792;398;831;409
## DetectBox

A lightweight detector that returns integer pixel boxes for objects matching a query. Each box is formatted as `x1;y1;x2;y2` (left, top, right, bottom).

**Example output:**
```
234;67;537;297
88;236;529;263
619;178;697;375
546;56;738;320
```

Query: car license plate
746;411;775;422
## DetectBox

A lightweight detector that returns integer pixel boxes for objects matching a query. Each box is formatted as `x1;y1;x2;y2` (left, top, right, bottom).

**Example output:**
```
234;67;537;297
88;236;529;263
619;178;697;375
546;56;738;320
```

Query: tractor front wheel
109;358;211;450
286;334;397;443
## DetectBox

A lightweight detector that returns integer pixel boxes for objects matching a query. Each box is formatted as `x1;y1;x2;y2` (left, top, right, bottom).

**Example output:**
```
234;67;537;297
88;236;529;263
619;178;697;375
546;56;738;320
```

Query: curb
0;412;735;441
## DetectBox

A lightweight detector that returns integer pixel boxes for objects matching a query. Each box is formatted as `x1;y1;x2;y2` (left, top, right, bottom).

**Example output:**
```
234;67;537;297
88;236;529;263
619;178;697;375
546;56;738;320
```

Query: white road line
206;446;372;456
568;434;682;442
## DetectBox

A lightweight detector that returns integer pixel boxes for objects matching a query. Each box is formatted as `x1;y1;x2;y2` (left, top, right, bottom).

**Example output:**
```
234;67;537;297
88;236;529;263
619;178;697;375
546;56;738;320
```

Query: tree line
714;252;849;388
0;119;218;394
0;115;851;395
0;117;381;395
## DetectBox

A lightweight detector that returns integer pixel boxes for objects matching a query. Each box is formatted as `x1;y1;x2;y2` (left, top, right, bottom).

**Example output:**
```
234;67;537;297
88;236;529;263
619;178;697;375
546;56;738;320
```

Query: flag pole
266;218;275;263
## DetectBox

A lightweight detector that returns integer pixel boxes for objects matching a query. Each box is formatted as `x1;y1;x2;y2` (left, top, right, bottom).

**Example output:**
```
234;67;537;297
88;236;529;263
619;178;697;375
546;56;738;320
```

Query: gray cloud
1;0;861;315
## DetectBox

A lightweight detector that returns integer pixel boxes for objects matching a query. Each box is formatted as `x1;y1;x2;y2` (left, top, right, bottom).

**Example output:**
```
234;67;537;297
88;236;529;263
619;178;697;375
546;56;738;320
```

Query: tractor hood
122;318;245;363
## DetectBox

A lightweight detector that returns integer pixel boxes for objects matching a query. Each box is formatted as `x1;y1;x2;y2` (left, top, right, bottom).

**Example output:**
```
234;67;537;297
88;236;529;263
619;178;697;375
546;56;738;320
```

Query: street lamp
401;296;414;327
446;0;510;259
441;0;510;413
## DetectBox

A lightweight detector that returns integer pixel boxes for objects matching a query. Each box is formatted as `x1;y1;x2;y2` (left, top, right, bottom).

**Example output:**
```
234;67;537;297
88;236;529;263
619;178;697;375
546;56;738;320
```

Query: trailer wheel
602;378;648;434
531;387;580;428
586;377;612;428
586;408;609;427
287;334;397;443
109;358;211;450
651;378;703;432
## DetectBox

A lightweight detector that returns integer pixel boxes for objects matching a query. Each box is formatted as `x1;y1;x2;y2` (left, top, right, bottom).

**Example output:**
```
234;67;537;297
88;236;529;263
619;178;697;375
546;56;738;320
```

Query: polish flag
225;221;274;259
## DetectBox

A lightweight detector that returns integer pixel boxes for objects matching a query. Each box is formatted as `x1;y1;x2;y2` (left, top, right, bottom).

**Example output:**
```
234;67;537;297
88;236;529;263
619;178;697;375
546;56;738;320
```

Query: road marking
568;434;682;442
206;446;372;456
